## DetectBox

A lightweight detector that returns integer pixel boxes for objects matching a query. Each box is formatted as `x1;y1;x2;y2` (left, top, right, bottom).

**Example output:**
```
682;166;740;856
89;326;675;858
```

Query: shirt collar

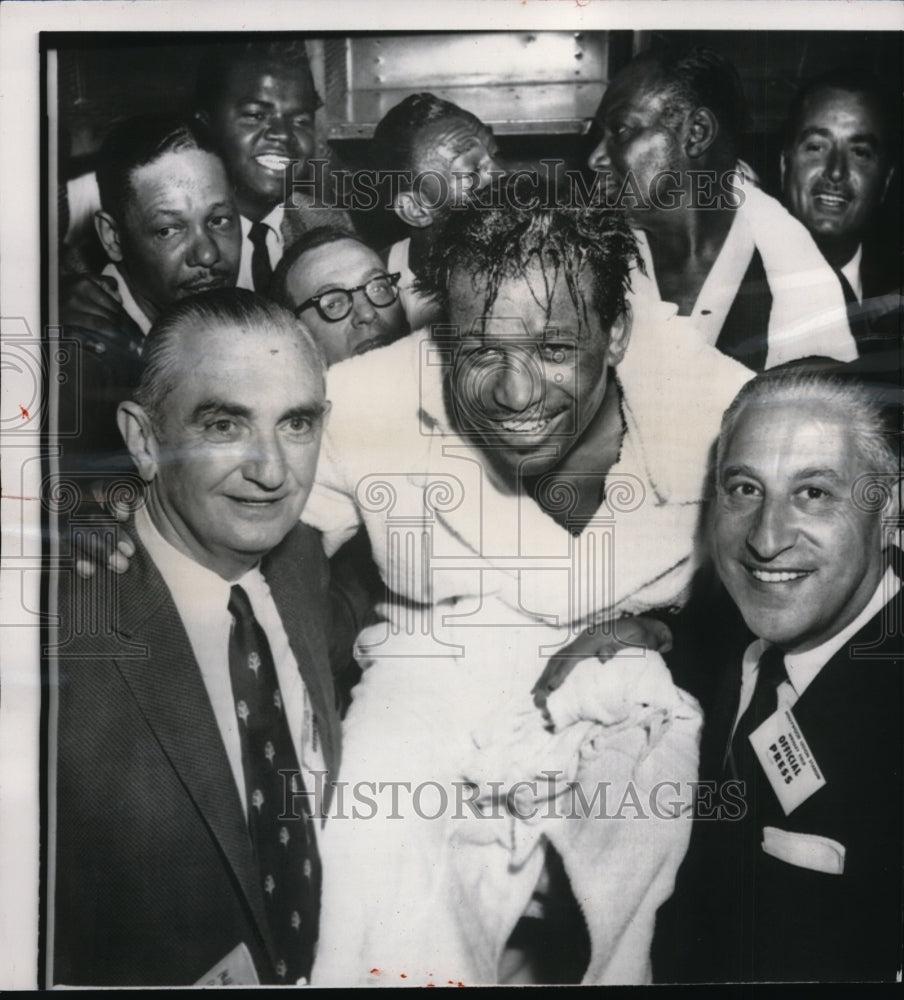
745;565;901;700
240;203;285;247
134;504;263;619
839;244;864;304
101;261;152;335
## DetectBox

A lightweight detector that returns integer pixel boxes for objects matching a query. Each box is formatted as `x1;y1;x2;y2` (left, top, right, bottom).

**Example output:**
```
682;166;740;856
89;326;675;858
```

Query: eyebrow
721;464;844;483
798;126;879;148
310;268;385;296
189;401;326;424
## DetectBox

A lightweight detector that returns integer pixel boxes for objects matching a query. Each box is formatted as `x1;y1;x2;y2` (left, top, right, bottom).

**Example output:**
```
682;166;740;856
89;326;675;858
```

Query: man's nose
264;113;290;143
824;144;849;184
745;496;796;560
489;354;542;413
243;433;287;490
588;132;610;171
186;226;220;268
349;289;378;326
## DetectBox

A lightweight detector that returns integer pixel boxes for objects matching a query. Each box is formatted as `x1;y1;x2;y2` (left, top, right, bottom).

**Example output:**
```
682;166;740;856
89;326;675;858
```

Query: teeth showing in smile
814;193;847;206
498;416;551;433
255;154;291;171
750;568;810;583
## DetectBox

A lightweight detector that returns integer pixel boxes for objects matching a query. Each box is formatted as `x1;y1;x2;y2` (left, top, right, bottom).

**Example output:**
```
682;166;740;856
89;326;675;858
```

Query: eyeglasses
294;272;402;323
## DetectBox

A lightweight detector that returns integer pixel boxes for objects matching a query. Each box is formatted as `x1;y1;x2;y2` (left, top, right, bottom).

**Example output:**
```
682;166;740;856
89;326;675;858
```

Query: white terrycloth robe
304;307;752;986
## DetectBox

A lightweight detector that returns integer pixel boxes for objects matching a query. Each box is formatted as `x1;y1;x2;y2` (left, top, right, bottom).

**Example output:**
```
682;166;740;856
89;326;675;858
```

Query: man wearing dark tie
195;38;354;294
51;289;341;986
662;363;902;982
781;69;900;357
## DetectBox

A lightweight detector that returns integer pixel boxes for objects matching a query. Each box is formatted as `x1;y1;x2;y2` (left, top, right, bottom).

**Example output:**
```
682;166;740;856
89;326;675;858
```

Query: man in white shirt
662;363;902;982
781;68;900;357
588;46;856;370
195;38;354;294
52;289;342;986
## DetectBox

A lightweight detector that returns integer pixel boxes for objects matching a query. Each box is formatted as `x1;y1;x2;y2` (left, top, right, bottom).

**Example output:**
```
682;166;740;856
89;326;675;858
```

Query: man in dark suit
660;363;902;982
781;69;901;357
51;289;341;986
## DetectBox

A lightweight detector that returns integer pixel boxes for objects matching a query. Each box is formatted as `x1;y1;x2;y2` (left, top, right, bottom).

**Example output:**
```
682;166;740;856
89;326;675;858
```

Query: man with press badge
660;361;902;982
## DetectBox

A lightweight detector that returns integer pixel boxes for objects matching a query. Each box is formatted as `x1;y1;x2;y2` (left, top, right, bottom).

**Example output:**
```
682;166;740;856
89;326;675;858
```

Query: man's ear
606;303;632;366
779;151;788;193
117;401;161;483
394;190;434;230
95;211;124;263
685;107;719;160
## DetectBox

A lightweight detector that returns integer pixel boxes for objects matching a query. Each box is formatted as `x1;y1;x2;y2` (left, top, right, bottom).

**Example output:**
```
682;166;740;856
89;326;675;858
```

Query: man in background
781;68;901;356
271;225;410;365
588;46;857;370
372;92;504;330
59;114;240;490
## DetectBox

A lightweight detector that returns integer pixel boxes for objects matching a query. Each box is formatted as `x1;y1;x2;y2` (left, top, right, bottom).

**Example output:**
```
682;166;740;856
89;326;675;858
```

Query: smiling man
302;197;752;985
587;47;856;370
672;363;903;983
196;39;353;293
782;69;900;355
271;226;410;366
53;289;341;986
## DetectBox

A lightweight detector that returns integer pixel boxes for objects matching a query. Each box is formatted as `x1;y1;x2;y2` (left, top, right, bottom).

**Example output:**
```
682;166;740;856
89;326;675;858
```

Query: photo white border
1;0;900;987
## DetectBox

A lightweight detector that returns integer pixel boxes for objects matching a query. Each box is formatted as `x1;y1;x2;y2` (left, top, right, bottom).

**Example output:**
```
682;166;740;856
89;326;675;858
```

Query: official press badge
749;707;826;815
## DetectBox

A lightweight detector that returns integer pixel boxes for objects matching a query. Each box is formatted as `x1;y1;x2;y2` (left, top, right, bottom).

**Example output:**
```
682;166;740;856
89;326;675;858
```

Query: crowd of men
52;36;901;987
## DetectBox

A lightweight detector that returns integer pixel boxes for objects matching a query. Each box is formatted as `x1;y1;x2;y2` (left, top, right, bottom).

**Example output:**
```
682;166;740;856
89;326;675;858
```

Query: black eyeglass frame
293;272;402;323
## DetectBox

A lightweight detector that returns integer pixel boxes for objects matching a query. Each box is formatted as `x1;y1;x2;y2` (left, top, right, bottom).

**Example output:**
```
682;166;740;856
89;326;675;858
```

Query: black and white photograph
0;0;901;988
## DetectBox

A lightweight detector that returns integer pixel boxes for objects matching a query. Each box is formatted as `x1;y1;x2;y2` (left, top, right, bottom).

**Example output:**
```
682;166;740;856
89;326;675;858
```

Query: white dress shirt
134;505;325;818
840;244;864;304
237;205;285;292
101;261;152;335
734;565;901;733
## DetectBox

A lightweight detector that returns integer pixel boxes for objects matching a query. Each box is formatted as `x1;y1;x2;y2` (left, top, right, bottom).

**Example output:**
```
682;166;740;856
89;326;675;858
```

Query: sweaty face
713;398;888;654
410;113;502;215
119;149;240;323
587;62;685;217
147;322;327;580
783;87;892;257
446;263;628;478
208;58;317;216
285;238;409;366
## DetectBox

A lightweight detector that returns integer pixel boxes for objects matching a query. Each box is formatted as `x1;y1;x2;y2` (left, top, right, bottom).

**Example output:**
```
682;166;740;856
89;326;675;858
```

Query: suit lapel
113;541;278;970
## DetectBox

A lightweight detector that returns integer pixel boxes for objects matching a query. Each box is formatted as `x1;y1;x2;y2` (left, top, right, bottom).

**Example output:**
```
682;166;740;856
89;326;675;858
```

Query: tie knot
757;644;787;690
228;583;254;623
249;220;270;248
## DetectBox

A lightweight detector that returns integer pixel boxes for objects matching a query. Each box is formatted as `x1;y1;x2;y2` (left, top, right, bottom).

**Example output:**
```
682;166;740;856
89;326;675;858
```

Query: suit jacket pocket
761;826;845;875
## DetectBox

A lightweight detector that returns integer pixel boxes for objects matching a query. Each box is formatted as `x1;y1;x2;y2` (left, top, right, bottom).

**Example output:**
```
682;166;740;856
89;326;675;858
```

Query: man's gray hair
135;288;325;427
718;362;901;485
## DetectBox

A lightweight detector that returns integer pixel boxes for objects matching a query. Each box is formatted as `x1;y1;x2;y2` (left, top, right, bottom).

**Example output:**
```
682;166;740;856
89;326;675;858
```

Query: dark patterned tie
248;221;274;295
725;644;788;781
227;584;321;983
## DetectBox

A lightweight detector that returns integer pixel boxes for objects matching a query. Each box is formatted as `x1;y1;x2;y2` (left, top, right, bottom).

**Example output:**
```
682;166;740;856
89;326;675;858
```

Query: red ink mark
400;973;407;979
19;404;29;419
426;984;436;988
370;968;380;975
